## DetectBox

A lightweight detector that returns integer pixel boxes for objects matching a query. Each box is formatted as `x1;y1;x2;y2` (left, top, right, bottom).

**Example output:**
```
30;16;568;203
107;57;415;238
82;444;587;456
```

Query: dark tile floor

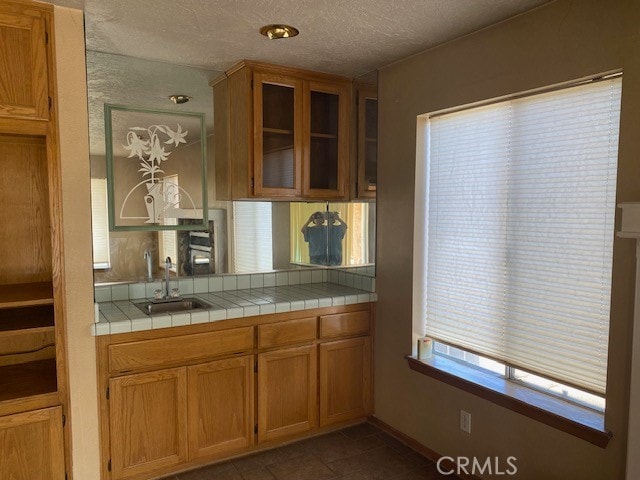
163;422;450;480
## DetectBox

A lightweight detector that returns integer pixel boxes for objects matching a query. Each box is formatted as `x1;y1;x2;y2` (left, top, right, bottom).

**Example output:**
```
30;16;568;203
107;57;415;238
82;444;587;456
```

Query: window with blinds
233;202;273;273
91;178;110;269
421;77;622;396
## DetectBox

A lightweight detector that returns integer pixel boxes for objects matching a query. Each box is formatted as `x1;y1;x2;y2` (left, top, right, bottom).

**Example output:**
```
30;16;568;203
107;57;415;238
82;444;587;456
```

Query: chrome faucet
143;250;153;282
164;256;172;299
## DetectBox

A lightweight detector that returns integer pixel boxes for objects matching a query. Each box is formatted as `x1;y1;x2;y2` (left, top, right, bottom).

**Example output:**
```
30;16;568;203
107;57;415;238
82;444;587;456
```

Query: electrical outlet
460;410;471;434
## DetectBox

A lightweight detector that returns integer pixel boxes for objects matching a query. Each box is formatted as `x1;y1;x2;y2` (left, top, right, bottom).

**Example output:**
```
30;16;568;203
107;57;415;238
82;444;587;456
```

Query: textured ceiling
86;52;218;156
49;0;551;77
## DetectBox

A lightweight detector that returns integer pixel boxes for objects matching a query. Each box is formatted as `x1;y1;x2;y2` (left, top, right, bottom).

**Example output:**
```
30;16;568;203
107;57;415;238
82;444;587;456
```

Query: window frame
410;74;621;448
433;340;605;413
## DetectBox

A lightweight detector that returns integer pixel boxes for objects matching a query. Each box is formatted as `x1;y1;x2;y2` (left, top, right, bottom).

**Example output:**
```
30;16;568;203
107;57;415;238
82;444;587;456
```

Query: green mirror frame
105;104;208;231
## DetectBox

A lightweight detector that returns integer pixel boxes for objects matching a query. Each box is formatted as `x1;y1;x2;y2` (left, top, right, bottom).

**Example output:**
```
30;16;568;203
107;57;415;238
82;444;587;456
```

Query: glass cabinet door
357;85;377;198
253;72;302;196
303;81;349;198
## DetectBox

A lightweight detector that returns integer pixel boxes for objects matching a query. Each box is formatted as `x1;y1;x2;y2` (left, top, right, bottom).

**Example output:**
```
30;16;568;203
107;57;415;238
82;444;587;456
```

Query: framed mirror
105;104;208;230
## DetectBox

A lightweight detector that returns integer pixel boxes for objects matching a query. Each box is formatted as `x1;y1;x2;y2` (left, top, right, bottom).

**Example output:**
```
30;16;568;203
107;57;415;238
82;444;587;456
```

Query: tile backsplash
94;267;375;303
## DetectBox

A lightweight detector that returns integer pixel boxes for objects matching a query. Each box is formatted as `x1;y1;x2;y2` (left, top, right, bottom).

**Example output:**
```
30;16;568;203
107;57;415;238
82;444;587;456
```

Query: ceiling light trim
259;24;299;40
169;95;192;104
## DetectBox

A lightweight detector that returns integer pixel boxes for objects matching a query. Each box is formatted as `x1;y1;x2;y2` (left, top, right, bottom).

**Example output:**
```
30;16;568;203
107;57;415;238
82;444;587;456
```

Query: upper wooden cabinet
0;1;50;121
356;83;377;198
212;61;351;200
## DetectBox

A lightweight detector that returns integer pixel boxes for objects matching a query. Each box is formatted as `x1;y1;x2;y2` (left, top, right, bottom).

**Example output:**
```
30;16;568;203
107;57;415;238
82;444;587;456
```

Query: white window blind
233;202;273;273
424;78;621;395
159;175;178;272
91;178;110;269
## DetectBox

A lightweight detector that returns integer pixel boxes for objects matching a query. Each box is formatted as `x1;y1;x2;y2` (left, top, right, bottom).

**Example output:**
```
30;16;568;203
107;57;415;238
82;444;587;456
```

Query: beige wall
272;202;292;269
55;6;101;479
376;0;640;479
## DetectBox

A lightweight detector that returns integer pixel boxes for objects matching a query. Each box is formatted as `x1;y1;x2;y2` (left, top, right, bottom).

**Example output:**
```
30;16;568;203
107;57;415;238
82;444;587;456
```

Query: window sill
406;355;612;448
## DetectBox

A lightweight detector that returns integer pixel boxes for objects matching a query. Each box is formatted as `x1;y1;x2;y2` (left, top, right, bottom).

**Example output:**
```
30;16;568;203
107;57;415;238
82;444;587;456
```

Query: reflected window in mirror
290;202;374;267
91;178;111;269
233;202;273;273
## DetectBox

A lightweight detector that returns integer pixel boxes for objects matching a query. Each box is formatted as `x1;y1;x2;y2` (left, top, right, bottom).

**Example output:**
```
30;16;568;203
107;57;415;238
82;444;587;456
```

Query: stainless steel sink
135;297;212;315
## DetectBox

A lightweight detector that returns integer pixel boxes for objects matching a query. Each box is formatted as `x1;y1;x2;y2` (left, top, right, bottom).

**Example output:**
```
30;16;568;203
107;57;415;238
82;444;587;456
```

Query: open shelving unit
0;138;60;404
0;2;64;414
0;3;69;478
0;131;59;405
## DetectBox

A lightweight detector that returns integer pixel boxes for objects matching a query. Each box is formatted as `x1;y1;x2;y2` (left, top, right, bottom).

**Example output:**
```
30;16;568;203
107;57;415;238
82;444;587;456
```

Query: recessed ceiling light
260;24;299;40
169;95;191;104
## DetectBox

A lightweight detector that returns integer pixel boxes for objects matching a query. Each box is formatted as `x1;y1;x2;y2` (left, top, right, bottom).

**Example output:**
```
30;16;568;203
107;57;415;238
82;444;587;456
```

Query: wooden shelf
0;325;55;367
0;282;53;309
0;359;57;403
263;127;293;135
310;132;338;139
264;144;294;155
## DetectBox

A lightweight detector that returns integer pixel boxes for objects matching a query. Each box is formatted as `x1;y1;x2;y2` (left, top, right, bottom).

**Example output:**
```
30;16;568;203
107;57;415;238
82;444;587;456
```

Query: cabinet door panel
0;6;49;119
188;356;253;460
357;85;377;198
109;368;187;479
0;406;64;480
258;345;317;442
303;81;349;198
320;337;371;426
0;135;52;285
253;72;303;197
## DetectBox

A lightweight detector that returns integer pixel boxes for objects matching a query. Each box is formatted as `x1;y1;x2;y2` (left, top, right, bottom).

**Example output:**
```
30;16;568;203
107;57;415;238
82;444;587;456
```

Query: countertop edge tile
131;317;153;332
93;283;375;336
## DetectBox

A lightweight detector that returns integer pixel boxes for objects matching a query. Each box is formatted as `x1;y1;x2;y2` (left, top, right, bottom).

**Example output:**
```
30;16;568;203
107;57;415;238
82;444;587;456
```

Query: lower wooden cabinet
109;368;188;480
99;304;373;479
0;406;65;480
187;356;254;460
109;358;255;479
258;344;317;442
319;337;372;426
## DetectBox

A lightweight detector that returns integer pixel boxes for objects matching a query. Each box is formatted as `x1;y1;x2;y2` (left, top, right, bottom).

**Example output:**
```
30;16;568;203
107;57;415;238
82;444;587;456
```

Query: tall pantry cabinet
0;1;69;479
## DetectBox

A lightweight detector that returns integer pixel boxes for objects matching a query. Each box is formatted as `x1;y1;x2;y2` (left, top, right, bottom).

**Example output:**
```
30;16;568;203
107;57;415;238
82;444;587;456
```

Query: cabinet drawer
109;327;254;373
258;317;317;349
320;310;369;339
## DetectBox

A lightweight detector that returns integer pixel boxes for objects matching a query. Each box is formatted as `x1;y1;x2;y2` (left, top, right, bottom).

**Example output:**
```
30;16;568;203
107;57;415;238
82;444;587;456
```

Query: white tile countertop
93;283;377;336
